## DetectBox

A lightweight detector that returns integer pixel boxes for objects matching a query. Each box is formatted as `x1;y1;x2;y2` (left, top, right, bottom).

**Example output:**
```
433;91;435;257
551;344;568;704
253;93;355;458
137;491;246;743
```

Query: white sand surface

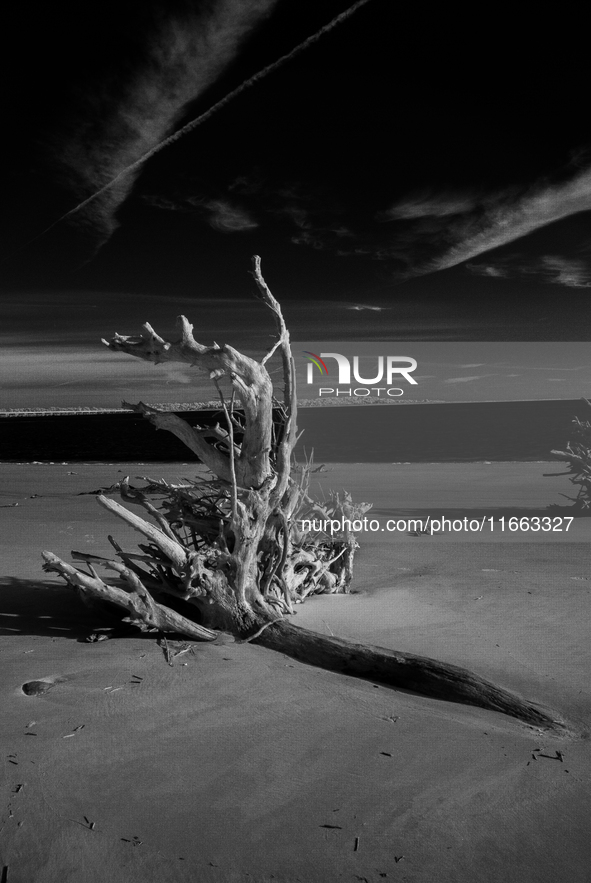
1;463;591;882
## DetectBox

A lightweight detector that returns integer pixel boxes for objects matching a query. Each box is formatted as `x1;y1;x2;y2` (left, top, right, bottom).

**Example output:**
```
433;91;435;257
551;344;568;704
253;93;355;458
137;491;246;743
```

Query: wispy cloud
466;254;591;288
444;375;497;383
280;204;313;230
284;159;591;273
147;149;591;279
144;192;257;232
199;199;258;232
436;167;591;269
45;1;278;244
539;256;591;288
381;191;479;220
383;162;591;275
344;304;387;311
465;263;509;278
160;365;194;385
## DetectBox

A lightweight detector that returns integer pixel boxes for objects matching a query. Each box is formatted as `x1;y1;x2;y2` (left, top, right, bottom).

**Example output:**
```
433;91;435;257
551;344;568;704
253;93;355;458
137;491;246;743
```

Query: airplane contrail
25;0;374;249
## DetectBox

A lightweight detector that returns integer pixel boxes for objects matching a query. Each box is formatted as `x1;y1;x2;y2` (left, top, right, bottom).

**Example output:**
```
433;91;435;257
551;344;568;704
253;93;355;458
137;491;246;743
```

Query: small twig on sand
159;634;173;665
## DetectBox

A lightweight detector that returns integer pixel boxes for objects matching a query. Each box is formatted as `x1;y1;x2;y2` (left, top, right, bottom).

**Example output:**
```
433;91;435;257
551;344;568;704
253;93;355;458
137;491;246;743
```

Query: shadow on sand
0;576;142;642
0;575;209;642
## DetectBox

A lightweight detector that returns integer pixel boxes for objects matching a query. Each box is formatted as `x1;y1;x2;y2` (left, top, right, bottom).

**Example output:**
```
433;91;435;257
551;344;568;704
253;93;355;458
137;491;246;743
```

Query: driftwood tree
43;257;567;731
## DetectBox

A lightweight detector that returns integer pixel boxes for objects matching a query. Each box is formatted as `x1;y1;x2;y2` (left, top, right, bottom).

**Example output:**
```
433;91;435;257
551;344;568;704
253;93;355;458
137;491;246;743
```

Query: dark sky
2;1;591;406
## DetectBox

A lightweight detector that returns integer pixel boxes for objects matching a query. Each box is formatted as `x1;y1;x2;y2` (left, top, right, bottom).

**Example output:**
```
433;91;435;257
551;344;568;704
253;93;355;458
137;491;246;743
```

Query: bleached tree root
255;621;570;732
42;549;565;730
42;551;217;641
41;256;571;736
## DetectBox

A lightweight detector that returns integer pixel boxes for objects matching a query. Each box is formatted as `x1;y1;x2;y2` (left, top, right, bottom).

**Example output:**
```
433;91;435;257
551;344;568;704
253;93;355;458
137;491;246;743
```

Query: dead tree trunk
42;256;568;732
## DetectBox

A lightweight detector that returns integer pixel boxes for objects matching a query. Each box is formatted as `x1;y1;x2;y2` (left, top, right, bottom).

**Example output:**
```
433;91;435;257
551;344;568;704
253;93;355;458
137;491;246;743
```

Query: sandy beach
2;462;591;882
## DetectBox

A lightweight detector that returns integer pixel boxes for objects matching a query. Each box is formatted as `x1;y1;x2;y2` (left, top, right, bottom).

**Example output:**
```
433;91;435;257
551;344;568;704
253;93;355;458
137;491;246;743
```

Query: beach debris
86;631;110;642
1;865;8;883
159;634;173;665
319;824;342;829
83;816;95;830
172;644;191;658
354;836;360;851
0;503;19;508
121;836;143;846
538;750;564;761
77;482;122;496
380;752;393;757
63;725;85;737
13;785;23;794
394;855;404;863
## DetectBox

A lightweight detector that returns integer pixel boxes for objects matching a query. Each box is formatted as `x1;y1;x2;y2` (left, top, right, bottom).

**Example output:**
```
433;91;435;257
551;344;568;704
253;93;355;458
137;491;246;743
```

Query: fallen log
255;621;567;730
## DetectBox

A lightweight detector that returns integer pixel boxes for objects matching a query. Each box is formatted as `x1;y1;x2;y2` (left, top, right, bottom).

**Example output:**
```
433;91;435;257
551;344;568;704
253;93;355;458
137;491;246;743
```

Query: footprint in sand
21;679;55;696
21;676;68;697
